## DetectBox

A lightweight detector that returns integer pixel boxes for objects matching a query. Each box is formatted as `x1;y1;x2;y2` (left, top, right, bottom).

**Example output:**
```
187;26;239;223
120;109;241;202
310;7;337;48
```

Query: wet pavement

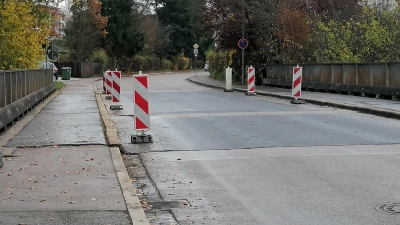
95;72;400;225
96;73;400;154
6;81;105;147
0;78;131;225
190;74;400;112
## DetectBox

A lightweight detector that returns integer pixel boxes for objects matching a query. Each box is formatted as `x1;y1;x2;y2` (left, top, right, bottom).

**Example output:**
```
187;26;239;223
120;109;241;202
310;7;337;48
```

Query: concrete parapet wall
264;79;400;97
263;63;400;98
0;84;55;131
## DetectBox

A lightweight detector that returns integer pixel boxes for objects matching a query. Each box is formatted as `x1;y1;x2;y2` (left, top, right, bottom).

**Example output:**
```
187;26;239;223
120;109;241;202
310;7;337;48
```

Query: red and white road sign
133;74;150;131
247;66;255;93
292;67;302;100
105;71;112;95
111;71;121;103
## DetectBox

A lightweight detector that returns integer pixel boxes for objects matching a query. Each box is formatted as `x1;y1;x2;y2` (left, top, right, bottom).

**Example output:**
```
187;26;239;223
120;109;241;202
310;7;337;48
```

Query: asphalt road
101;72;400;225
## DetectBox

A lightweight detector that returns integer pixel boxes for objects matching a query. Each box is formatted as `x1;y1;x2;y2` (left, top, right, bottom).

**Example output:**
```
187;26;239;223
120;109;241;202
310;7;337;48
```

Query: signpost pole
195;54;198;76
193;43;199;76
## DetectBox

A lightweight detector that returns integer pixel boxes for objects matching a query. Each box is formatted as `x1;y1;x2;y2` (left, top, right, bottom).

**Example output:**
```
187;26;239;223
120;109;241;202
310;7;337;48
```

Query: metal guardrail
0;69;53;108
263;63;400;87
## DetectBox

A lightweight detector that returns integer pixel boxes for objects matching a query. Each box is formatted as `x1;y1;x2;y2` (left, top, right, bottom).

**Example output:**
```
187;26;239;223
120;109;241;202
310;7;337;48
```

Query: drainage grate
376;203;400;215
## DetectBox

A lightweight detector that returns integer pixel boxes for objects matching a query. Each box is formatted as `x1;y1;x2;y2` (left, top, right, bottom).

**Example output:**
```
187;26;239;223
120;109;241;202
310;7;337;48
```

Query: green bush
170;54;189;70
89;49;109;72
206;50;236;80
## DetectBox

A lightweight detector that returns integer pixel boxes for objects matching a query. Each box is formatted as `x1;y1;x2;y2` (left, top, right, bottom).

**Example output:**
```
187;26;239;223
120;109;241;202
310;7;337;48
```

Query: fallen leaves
40;198;46;202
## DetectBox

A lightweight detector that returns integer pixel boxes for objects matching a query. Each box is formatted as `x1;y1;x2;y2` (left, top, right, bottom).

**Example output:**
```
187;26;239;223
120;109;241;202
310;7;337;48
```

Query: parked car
204;61;209;71
39;61;58;81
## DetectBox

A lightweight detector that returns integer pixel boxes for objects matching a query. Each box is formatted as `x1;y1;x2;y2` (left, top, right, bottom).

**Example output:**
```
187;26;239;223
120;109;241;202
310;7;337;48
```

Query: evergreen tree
100;0;144;64
156;0;204;57
63;0;108;61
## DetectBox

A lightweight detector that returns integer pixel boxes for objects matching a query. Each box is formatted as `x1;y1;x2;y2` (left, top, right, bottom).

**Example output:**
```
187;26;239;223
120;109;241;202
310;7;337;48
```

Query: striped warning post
110;71;123;110
102;72;106;93
133;74;150;131
105;71;112;100
292;67;302;100
246;66;256;96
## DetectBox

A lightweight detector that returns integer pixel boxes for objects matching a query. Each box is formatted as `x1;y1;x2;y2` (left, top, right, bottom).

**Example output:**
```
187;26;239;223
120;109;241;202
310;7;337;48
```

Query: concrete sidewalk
188;75;400;119
0;79;148;225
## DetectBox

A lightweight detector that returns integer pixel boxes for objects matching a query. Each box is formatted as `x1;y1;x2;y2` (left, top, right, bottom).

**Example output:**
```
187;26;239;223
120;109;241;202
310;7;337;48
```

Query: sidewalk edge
110;147;150;225
187;77;400;120
94;93;150;225
95;94;124;150
0;89;61;156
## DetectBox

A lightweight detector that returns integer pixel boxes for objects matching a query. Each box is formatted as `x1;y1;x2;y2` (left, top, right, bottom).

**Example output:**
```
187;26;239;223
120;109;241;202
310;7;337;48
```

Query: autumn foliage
0;0;51;70
204;0;400;67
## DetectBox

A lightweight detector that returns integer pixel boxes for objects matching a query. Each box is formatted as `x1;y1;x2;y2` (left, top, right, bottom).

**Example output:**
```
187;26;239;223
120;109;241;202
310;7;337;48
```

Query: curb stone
187;77;400;120
93;87;150;225
95;94;124;150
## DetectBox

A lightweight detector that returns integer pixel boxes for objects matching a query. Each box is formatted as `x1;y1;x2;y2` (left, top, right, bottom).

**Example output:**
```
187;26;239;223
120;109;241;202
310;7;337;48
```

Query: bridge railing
0;69;54;131
0;69;53;108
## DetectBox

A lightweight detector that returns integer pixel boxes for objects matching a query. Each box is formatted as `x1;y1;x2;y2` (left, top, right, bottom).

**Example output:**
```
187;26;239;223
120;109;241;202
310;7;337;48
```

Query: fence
262;63;400;97
0;69;54;130
54;62;101;78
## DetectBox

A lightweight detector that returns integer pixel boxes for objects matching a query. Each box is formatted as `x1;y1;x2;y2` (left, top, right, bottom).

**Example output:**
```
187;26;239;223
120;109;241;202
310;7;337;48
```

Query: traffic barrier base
131;134;153;144
290;99;306;104
245;92;257;96
110;105;123;110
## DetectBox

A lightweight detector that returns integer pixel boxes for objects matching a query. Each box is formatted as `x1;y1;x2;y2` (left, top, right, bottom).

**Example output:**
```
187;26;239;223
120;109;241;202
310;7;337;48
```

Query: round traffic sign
238;38;248;49
47;51;58;60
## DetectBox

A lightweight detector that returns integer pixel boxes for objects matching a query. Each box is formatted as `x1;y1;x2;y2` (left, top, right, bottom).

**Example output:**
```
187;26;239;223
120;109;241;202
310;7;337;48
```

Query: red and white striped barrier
292;67;302;100
246;66;256;96
104;71;112;100
131;73;152;143
110;71;123;110
291;66;305;104
102;72;106;93
133;74;150;131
